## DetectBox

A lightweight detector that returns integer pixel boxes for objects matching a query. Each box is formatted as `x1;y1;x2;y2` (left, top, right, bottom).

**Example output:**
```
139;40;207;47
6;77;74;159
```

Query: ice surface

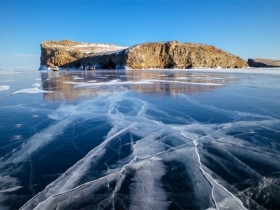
154;68;280;75
32;83;41;87
21;90;280;209
129;159;170;210
143;79;223;86
0;85;10;91
0;186;22;193
13;87;52;94
64;79;154;88
2;118;74;164
0;69;280;209
72;75;84;80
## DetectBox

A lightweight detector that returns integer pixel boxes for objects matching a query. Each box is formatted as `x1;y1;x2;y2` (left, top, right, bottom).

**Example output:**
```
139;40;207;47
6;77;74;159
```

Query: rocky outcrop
126;41;248;69
40;40;248;70
248;58;280;68
40;40;127;69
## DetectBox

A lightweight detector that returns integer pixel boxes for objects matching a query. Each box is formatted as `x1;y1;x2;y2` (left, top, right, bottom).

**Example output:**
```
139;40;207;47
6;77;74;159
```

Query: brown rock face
126;41;248;69
40;40;127;69
40;40;248;69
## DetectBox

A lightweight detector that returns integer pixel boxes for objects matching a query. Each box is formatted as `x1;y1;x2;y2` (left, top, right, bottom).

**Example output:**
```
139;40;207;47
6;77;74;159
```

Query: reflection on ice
41;70;234;101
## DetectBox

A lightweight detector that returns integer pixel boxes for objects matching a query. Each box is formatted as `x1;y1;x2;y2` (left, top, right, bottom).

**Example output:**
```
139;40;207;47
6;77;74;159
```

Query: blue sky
0;0;279;68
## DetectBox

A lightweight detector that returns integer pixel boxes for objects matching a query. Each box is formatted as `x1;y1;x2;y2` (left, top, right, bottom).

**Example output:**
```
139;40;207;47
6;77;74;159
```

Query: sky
0;0;279;68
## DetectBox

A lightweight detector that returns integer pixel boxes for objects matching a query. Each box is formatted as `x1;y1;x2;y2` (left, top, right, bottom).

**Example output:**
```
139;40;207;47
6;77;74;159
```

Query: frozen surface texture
0;68;279;210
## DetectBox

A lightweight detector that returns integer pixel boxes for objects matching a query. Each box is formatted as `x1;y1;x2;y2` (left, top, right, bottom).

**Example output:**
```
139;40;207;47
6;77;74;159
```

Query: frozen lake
0;68;280;209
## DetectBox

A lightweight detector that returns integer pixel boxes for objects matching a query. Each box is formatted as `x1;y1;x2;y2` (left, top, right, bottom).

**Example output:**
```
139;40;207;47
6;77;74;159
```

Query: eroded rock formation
126;41;248;69
40;40;127;69
40;40;248;70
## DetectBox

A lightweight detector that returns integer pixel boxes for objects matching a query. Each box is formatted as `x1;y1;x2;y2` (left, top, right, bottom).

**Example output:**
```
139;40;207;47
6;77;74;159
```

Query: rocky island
40;40;248;70
247;58;280;68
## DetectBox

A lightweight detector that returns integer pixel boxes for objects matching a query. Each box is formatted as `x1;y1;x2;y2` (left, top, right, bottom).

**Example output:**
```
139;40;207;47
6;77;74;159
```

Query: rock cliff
40;40;248;70
40;40;127;69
